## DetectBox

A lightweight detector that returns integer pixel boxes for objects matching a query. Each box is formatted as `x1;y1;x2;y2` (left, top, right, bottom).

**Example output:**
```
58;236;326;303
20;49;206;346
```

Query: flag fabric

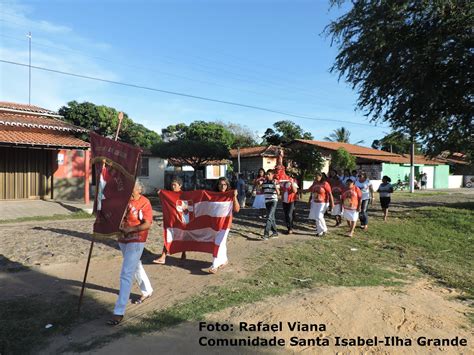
159;189;235;256
90;132;142;237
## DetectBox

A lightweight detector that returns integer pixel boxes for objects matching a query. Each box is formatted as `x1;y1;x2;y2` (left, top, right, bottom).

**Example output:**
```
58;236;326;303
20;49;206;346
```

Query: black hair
382;175;392;183
170;176;183;186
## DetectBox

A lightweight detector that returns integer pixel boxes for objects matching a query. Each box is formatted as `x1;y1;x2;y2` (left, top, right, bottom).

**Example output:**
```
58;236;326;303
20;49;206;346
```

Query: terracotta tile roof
167;158;230;166
0;101;89;148
0;112;86;132
230;145;279;158
0;101;57;114
0;127;89;148
290;139;444;165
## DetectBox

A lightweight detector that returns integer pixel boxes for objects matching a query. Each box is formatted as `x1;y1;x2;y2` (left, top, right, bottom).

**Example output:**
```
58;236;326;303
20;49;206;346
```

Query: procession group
107;168;393;325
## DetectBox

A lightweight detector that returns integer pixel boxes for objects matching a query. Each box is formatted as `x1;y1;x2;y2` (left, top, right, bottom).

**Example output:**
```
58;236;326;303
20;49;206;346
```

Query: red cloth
310;181;332;203
330;181;344;205
91;132;142;237
118;195;153;243
281;180;298;203
159;189;234;256
342;186;362;210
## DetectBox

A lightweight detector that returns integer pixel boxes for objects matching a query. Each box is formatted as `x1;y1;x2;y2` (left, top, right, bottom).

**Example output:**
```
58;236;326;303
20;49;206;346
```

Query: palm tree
324;127;364;144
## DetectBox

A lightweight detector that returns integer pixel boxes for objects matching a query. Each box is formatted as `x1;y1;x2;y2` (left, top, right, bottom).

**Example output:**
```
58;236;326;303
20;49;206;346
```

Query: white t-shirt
356;179;372;200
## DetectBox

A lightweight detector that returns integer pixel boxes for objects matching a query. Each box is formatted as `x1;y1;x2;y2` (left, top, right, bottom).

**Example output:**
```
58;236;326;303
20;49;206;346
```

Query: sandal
208;262;228;274
107;315;123;326
132;294;152;305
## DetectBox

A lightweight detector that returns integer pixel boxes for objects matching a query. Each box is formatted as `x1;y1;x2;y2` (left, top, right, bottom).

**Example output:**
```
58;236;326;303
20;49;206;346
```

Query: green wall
434;165;449;189
381;163;411;182
382;163;450;188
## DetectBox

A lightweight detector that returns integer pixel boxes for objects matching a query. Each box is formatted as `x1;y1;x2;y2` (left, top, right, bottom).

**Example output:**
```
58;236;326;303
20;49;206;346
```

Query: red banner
90;132;142;237
160;190;234;256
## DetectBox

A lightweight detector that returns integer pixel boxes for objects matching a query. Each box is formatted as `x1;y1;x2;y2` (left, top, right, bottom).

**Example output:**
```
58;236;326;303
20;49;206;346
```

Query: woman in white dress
252;168;266;217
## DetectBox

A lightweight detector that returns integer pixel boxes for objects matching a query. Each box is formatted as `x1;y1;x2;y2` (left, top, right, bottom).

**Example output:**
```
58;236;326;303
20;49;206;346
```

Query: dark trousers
359;199;370;226
264;200;278;236
282;202;295;230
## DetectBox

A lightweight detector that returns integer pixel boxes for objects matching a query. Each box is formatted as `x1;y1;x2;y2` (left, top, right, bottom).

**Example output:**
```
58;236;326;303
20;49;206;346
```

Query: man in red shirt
108;180;153;326
281;177;299;234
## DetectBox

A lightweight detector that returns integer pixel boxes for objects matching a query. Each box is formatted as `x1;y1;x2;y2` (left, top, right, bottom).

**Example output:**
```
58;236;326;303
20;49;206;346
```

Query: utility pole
27;32;32;104
237;147;241;174
409;135;415;193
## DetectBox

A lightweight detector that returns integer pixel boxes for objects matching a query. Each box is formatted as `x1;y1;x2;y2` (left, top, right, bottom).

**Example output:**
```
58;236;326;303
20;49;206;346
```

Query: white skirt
343;209;359;222
308;202;328;220
331;204;342;216
252;194;266;209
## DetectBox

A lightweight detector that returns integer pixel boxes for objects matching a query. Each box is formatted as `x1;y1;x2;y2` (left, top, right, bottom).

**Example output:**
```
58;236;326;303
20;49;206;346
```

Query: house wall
448;175;463;188
381;163;411;182
434;165;449;189
232;157;277;173
205;165;227;179
138;157;166;193
357;163;382;180
53;149;87;200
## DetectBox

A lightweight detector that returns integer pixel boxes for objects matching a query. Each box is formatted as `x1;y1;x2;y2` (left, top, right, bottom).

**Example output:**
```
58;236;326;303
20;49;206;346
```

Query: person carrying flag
107;180;153;326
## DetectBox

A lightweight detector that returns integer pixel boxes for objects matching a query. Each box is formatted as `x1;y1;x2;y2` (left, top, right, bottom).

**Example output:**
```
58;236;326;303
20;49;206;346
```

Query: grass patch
0;293;108;355
0;211;93;224
30;200;474;352
394;191;449;197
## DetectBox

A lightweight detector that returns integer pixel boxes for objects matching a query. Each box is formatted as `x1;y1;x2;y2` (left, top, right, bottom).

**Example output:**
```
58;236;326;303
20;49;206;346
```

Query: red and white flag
159;189;234;256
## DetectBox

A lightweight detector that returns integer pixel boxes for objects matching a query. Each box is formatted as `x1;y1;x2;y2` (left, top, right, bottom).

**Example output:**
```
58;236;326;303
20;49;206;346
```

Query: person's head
266;169;274;180
358;171;367;182
132;180;145;199
321;172;328;181
170;176;183;192
329;169;338;178
382;175;391;183
238;173;244;180
257;168;265;177
344;169;350;176
216;177;230;192
314;171;323;182
351;170;358;176
346;178;355;187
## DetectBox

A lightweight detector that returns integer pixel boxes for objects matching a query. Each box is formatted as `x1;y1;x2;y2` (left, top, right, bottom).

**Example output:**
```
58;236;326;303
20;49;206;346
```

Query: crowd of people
107;169;394;325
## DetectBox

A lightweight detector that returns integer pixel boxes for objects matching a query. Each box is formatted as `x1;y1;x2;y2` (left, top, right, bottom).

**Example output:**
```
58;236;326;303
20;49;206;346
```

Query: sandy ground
97;280;473;354
1;192;472;353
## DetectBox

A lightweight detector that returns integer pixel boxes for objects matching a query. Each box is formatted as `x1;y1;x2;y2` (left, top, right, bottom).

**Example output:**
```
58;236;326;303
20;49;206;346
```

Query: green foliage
327;1;474;156
262;120;313;145
161;121;259;149
371;131;421;155
58;101;161;149
217;121;260;148
324;126;364;144
287;145;324;181
152;139;229;169
331;147;356;171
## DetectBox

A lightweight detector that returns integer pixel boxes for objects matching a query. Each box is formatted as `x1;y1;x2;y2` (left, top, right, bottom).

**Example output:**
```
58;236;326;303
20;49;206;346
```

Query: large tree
324;127;364;144
330;148;356;172
286;145;324;183
262;120;313;146
216;121;260;148
327;1;473;157
372;131;421;155
59;101;161;149
154;121;232;188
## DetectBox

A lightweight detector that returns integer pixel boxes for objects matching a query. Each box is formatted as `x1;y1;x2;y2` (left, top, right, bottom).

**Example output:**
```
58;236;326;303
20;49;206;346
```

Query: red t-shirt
310;181;332;203
342;186;362;210
119;195;153;243
282;180;298;203
331;183;344;205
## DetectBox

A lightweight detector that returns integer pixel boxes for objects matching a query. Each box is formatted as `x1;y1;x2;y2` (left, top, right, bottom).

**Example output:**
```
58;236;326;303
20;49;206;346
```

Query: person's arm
369;183;375;201
327;186;334;209
291;182;298;194
275;181;280;195
233;190;240;213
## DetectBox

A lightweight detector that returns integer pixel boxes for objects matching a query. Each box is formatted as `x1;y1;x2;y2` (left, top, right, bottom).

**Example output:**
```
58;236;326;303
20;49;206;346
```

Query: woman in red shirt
252;168;266;218
305;172;334;237
108;180;153;326
341;178;362;237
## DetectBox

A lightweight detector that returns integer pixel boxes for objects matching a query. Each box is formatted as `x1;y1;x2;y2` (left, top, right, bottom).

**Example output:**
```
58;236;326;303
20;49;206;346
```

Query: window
140;157;149;177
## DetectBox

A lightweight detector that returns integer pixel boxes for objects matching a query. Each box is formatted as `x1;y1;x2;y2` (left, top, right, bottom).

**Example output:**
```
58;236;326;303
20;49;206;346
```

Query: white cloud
0;0;118;111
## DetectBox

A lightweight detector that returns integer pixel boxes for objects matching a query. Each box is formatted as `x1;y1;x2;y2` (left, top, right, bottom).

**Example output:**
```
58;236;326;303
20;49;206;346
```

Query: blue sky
0;0;390;145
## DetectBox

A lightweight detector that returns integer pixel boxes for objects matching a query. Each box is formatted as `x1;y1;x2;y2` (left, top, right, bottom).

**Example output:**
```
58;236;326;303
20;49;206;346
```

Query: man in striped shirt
262;169;280;240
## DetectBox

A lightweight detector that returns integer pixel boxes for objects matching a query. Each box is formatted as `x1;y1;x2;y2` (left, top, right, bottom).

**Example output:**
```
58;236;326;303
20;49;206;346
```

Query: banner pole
78;112;124;315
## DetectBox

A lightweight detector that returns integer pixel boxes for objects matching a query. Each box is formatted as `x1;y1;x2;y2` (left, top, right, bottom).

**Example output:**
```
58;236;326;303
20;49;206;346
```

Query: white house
137;150;166;194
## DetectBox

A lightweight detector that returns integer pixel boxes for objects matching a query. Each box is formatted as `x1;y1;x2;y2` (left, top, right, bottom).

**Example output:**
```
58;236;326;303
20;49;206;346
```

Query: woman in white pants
209;177;240;274
108;181;154;326
305;172;334;237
